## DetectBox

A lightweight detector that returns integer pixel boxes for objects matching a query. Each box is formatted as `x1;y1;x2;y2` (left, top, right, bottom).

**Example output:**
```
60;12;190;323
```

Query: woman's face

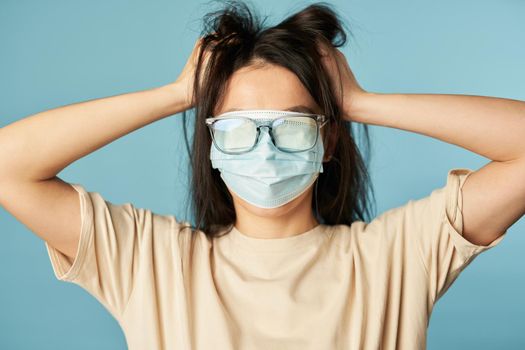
213;62;331;218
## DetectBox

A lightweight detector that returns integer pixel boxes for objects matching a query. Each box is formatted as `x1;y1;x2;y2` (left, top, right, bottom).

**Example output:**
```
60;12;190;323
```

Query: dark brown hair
180;0;376;238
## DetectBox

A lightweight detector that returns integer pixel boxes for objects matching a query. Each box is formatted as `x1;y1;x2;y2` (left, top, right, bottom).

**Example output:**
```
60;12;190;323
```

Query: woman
0;1;521;349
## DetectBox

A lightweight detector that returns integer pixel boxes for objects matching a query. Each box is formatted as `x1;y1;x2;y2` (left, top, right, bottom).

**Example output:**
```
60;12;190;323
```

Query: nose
255;125;278;150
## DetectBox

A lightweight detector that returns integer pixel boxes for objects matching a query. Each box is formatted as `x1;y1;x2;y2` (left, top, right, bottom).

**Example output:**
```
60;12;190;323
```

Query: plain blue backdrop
1;0;524;348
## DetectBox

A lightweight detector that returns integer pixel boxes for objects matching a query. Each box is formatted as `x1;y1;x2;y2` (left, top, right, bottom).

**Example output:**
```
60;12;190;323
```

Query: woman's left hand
319;43;368;122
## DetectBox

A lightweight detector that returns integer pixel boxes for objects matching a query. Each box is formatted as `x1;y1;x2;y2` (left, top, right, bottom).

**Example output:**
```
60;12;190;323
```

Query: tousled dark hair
180;0;376;238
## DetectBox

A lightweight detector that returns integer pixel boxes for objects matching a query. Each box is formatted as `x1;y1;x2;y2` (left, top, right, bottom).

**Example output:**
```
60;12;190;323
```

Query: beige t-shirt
45;167;507;350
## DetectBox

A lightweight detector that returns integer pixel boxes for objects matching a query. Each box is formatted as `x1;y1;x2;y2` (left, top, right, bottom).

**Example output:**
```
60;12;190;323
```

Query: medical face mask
206;109;327;209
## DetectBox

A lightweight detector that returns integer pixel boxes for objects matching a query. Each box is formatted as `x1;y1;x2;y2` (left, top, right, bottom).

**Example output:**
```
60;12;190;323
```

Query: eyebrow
223;105;316;114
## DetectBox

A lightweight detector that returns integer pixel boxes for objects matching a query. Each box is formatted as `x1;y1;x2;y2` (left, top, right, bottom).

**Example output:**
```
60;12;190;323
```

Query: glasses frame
205;111;329;155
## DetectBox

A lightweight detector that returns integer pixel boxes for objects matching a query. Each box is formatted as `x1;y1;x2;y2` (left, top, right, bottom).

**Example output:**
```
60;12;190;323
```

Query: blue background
1;0;524;348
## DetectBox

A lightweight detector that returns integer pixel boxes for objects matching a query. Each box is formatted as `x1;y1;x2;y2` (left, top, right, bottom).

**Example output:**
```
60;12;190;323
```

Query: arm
350;93;525;246
0;82;190;259
0;82;188;182
321;46;525;246
0;37;204;260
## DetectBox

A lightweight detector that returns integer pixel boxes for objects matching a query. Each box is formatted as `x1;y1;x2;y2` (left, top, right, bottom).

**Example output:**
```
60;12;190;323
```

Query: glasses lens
272;116;317;151
212;118;256;153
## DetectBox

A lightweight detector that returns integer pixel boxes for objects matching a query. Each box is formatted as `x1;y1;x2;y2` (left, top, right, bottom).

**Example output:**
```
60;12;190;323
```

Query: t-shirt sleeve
393;167;507;304
45;183;156;319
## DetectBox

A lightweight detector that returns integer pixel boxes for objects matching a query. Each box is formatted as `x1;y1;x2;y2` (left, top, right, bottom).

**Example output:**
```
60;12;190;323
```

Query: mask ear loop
314;175;323;224
314;115;331;225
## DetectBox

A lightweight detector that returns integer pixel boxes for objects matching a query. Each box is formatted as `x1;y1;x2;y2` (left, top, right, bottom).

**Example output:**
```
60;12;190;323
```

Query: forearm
350;92;525;162
0;82;190;182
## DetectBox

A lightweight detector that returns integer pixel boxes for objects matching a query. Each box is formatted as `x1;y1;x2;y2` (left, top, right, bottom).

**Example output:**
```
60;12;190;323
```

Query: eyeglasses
205;110;328;154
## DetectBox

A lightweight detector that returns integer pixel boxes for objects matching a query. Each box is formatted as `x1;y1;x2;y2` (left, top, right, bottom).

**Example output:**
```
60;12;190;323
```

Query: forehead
213;63;320;116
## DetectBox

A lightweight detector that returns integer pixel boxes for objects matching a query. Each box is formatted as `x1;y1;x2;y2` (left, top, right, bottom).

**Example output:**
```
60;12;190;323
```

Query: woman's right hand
173;37;212;109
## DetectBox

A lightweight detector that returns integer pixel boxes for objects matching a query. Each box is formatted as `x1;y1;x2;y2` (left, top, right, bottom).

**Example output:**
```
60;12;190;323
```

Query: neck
233;189;320;239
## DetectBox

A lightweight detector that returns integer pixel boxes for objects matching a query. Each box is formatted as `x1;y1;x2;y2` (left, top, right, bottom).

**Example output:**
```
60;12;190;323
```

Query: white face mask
206;109;326;208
